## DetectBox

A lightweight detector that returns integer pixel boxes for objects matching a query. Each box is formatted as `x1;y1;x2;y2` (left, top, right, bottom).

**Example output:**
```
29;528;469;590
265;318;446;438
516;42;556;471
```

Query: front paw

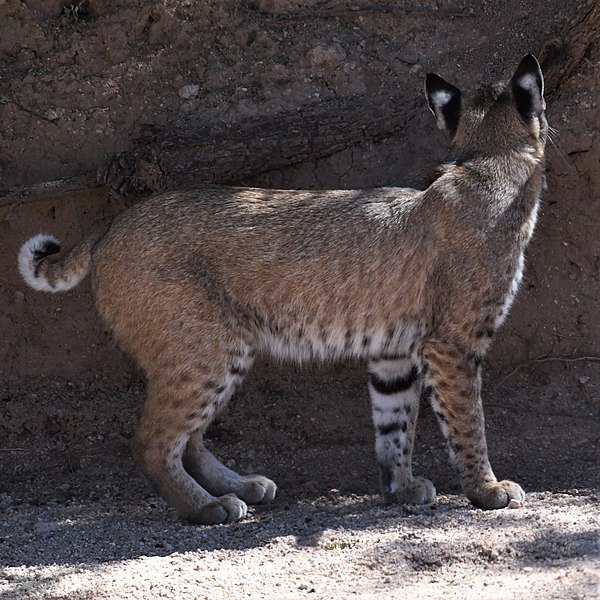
383;476;436;505
468;480;526;509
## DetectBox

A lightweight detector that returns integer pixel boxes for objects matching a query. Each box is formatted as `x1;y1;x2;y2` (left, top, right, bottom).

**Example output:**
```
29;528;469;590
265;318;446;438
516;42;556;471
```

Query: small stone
45;108;60;121
178;84;199;100
34;520;58;534
307;43;346;68
578;375;590;385
483;547;499;561
0;494;13;510
571;438;590;448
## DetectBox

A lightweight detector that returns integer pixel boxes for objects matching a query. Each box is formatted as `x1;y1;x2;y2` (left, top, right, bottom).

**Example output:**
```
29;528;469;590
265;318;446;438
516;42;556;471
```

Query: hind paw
234;475;277;504
191;494;248;525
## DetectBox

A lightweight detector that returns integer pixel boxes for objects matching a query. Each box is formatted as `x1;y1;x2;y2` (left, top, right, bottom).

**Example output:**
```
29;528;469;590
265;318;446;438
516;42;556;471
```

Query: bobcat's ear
425;73;462;137
511;54;545;120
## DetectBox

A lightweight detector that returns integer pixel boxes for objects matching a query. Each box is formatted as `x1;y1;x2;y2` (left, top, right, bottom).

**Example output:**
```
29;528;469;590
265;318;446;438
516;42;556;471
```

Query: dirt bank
0;2;598;598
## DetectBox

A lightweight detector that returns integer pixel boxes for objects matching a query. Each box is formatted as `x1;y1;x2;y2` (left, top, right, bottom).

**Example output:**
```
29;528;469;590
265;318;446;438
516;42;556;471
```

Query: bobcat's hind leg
184;441;277;505
125;295;257;525
183;348;277;505
131;374;248;525
368;355;436;505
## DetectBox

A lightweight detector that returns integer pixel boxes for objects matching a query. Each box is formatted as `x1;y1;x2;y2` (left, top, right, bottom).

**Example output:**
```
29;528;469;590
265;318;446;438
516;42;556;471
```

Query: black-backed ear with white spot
511;54;545;120
425;73;462;137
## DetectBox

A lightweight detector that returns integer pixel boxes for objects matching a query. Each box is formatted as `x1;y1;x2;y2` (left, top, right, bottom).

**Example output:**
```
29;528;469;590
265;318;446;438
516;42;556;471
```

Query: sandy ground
1;492;598;599
1;367;599;599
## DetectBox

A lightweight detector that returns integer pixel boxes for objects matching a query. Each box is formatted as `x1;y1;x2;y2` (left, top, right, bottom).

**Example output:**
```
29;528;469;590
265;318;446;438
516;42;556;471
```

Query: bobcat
19;55;547;525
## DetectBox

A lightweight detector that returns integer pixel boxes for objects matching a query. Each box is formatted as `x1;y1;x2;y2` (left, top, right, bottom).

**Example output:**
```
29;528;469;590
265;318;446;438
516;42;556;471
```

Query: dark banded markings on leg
368;357;424;500
377;420;408;436
377;352;410;362
369;364;419;395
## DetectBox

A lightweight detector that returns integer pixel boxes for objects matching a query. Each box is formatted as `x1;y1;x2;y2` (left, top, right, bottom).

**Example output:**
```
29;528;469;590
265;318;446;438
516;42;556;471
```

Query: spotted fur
18;55;547;524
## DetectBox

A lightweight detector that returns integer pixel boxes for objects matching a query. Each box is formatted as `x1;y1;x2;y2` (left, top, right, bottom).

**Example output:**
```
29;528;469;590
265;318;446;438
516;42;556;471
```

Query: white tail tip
18;234;62;292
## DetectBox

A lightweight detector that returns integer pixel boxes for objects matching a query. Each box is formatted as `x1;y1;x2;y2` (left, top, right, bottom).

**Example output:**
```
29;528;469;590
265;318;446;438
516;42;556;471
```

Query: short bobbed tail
18;233;93;293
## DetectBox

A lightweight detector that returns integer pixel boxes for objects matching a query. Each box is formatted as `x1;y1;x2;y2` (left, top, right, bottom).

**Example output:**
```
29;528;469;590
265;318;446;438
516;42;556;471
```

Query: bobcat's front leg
422;339;525;508
368;356;436;505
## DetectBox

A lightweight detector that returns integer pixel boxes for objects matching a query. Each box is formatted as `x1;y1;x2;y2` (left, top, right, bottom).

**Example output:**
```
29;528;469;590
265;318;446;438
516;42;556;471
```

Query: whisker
546;125;570;168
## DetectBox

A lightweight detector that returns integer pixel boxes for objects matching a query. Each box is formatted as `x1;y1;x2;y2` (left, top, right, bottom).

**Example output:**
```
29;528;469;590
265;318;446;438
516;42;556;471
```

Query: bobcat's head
425;55;547;162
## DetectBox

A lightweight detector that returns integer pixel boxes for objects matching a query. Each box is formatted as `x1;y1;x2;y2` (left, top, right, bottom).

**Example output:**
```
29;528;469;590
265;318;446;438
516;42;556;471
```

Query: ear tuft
425;73;462;136
511;54;545;120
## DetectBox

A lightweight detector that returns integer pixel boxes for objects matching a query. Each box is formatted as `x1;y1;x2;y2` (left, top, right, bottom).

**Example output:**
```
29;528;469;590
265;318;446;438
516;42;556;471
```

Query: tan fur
20;56;547;524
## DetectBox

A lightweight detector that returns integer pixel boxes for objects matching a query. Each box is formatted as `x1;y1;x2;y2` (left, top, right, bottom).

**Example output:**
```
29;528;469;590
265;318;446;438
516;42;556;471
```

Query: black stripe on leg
378;422;399;436
378;421;407;436
376;352;410;361
370;365;419;395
